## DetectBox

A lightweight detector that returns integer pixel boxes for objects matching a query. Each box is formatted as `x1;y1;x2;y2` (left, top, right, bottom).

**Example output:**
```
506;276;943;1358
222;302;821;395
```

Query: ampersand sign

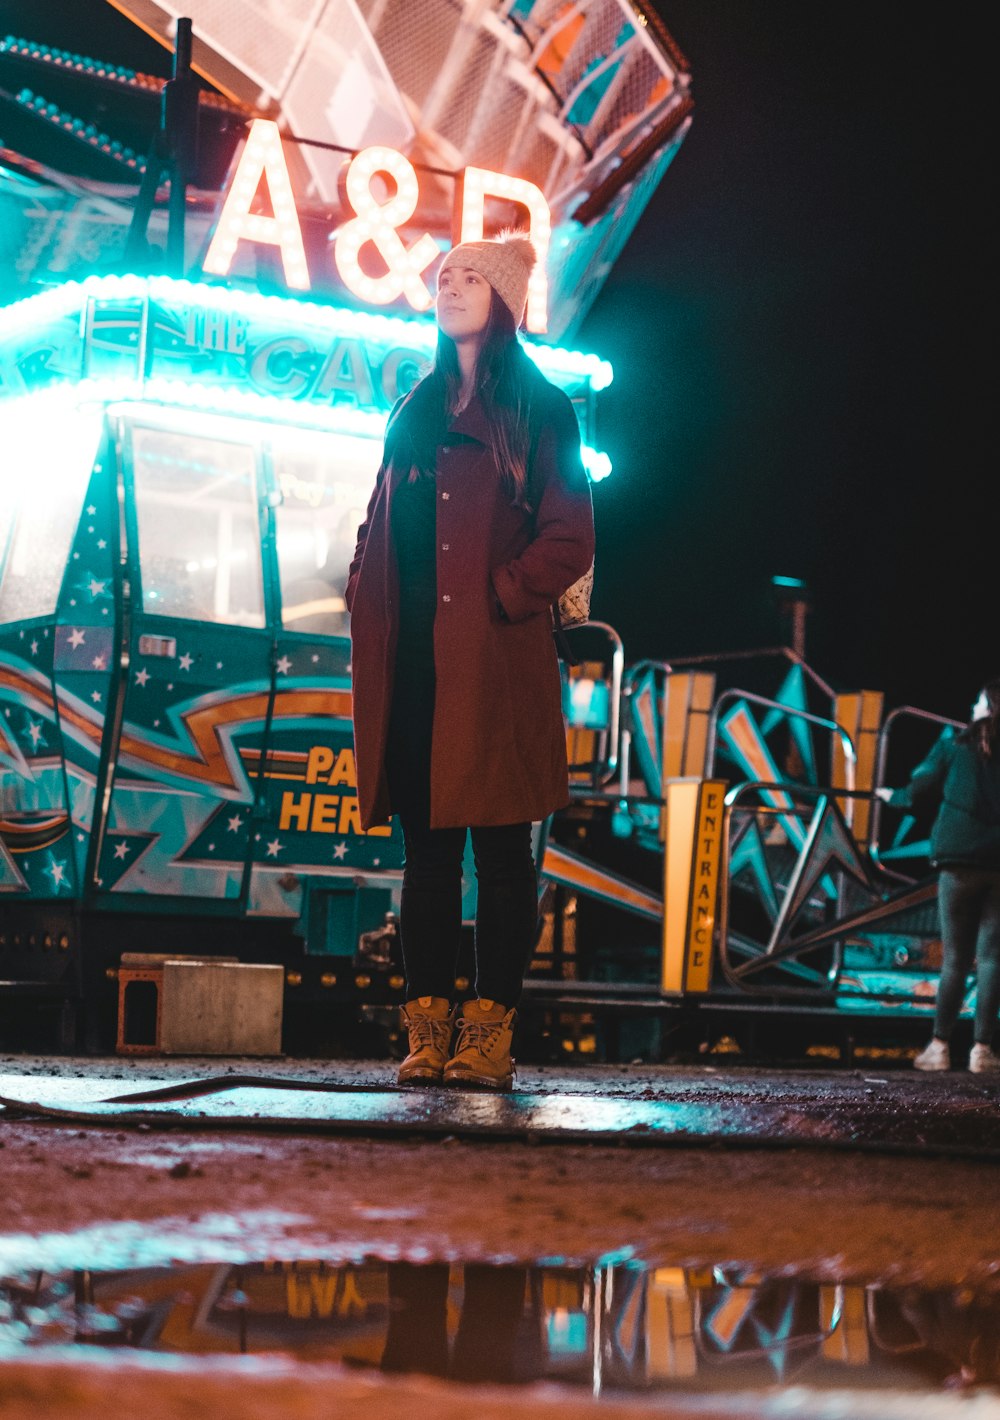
334;147;439;312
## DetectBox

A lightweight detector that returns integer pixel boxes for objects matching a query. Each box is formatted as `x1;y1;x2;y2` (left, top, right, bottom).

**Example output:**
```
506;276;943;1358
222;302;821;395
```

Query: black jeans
380;1263;537;1382
386;657;538;1008
935;867;1000;1044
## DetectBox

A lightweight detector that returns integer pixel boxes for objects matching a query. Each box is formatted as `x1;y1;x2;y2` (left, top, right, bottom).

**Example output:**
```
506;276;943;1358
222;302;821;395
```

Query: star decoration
227;814;244;832
30;640;39;656
276;656;292;675
68;629;86;649
135;668;150;687
113;842;129;860
333;842;348;859
178;653;194;671
265;838;283;857
27;719;45;750
91;655;107;670
86;577;107;598
91;691;102;703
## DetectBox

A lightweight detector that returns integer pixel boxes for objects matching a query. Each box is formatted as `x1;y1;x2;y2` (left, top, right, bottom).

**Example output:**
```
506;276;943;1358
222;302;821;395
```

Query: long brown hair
389;289;538;508
972;677;1000;759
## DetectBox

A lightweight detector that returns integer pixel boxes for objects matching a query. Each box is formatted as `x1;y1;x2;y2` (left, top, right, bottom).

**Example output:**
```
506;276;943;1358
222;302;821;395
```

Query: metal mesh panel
430;29;503;163
364;0;467;115
506;120;564;192
584;48;670;155
283;0;415;196
551;0;627;102
154;0;329;96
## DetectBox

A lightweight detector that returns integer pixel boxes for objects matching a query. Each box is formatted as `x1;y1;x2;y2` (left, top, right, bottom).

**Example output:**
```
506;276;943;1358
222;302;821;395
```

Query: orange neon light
203;119;310;290
200;120;551;326
334;146;438;311
460;166;550;333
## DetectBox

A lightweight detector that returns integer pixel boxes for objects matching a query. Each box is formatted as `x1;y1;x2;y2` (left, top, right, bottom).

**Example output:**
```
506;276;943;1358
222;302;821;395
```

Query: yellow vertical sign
684;779;725;992
661;779;726;994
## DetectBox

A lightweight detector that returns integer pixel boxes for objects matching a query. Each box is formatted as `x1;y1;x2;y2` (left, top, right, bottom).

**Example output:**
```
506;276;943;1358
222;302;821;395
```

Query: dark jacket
888;726;1000;869
346;367;595;830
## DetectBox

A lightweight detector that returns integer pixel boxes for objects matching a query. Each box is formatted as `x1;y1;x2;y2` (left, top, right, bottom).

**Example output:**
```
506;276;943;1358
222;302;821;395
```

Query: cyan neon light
0;385;614;480
0;275;614;392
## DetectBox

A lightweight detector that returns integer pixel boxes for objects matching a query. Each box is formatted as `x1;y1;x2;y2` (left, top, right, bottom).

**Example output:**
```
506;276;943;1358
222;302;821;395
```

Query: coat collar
446;393;491;446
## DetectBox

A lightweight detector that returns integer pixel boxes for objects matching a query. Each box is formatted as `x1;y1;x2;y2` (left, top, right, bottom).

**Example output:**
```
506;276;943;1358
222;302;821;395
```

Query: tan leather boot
397;997;455;1086
443;998;515;1092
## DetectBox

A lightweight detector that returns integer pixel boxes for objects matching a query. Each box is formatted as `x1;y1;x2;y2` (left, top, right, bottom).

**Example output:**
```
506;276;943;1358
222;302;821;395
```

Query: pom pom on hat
438;230;537;324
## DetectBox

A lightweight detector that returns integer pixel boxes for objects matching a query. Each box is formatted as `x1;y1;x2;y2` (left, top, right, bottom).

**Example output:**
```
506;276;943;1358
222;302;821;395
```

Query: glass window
272;429;380;637
129;421;264;627
0;406;102;624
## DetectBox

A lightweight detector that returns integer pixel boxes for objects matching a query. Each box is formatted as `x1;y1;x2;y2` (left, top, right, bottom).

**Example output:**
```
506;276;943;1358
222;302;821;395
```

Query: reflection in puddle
1;1257;999;1396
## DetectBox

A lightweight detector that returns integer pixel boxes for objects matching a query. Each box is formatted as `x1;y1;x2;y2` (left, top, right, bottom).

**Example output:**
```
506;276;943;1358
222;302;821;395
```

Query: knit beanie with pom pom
437;232;537;325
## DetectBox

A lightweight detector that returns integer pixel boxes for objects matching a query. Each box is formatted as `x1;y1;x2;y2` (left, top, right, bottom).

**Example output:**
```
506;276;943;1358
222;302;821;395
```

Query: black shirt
391;464;438;666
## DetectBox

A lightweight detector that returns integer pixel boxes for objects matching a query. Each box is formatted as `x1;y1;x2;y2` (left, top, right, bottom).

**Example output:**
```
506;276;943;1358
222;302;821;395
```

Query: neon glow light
201;119;554;331
460;166;551;334
333;146;439;312
0;275;613;392
203;119;310;291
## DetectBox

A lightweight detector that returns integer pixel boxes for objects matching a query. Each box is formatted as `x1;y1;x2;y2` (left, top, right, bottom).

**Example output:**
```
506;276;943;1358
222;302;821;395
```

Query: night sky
583;2;992;721
1;2;991;721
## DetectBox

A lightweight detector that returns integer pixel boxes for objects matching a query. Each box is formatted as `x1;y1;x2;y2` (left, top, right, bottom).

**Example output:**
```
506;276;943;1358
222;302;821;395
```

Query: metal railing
716;780;922;999
869;705;964;864
706;688;856;794
562;618;624;787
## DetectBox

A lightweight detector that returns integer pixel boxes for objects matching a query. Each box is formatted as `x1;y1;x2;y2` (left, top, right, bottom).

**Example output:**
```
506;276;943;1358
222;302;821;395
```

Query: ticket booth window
129;423;265;628
0;410;101;624
272;429;379;638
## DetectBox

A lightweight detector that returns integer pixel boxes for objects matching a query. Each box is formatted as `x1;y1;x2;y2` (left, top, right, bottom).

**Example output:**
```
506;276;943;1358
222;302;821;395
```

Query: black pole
124;16;200;274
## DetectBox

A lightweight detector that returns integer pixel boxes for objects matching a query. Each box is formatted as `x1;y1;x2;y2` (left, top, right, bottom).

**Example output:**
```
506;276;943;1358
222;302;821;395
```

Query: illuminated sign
662;778;726;995
203;120;552;332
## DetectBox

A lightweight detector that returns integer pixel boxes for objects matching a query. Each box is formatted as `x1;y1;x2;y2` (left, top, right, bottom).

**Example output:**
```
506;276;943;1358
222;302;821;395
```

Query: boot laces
409;1014;451;1050
455;1016;503;1054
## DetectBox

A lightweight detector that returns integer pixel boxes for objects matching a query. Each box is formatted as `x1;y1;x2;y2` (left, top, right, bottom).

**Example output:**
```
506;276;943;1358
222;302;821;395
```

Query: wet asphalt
2;1053;998;1158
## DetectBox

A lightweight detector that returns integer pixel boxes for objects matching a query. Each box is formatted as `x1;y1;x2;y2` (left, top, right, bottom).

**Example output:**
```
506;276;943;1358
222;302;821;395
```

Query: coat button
441;491;450;500
442;594;451;603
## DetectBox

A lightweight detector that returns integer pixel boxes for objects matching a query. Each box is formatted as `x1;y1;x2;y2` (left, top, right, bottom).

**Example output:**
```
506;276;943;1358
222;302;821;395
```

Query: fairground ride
0;5;957;1061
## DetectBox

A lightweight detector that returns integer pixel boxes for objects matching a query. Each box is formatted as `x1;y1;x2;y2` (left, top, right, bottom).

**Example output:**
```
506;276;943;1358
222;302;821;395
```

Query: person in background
877;677;1000;1072
346;232;595;1091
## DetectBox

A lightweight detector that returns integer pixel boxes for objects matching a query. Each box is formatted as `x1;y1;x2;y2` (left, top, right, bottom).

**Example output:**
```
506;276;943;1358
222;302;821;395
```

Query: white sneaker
913;1038;950;1071
968;1043;1000;1074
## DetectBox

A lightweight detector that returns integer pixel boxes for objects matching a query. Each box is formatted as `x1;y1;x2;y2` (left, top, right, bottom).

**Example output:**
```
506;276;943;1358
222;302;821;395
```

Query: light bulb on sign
334;147;439;312
203;120;311;291
460;167;551;333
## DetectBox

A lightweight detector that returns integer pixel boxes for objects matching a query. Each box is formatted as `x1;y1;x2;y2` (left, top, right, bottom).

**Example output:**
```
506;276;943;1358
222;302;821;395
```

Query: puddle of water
1;1254;999;1398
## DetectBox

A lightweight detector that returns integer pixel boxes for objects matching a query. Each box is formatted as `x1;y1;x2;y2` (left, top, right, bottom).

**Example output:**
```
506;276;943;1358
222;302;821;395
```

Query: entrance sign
202;120;551;331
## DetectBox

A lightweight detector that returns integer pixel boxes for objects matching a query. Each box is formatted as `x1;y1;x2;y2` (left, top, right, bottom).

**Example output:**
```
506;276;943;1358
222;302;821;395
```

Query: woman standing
345;234;595;1090
878;677;1000;1072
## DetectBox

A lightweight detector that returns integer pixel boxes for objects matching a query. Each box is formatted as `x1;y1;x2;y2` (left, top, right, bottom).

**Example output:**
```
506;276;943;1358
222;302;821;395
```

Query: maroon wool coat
346;378;595;830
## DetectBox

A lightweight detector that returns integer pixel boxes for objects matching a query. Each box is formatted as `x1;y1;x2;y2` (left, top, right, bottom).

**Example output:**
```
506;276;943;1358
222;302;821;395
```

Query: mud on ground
2;1055;999;1418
